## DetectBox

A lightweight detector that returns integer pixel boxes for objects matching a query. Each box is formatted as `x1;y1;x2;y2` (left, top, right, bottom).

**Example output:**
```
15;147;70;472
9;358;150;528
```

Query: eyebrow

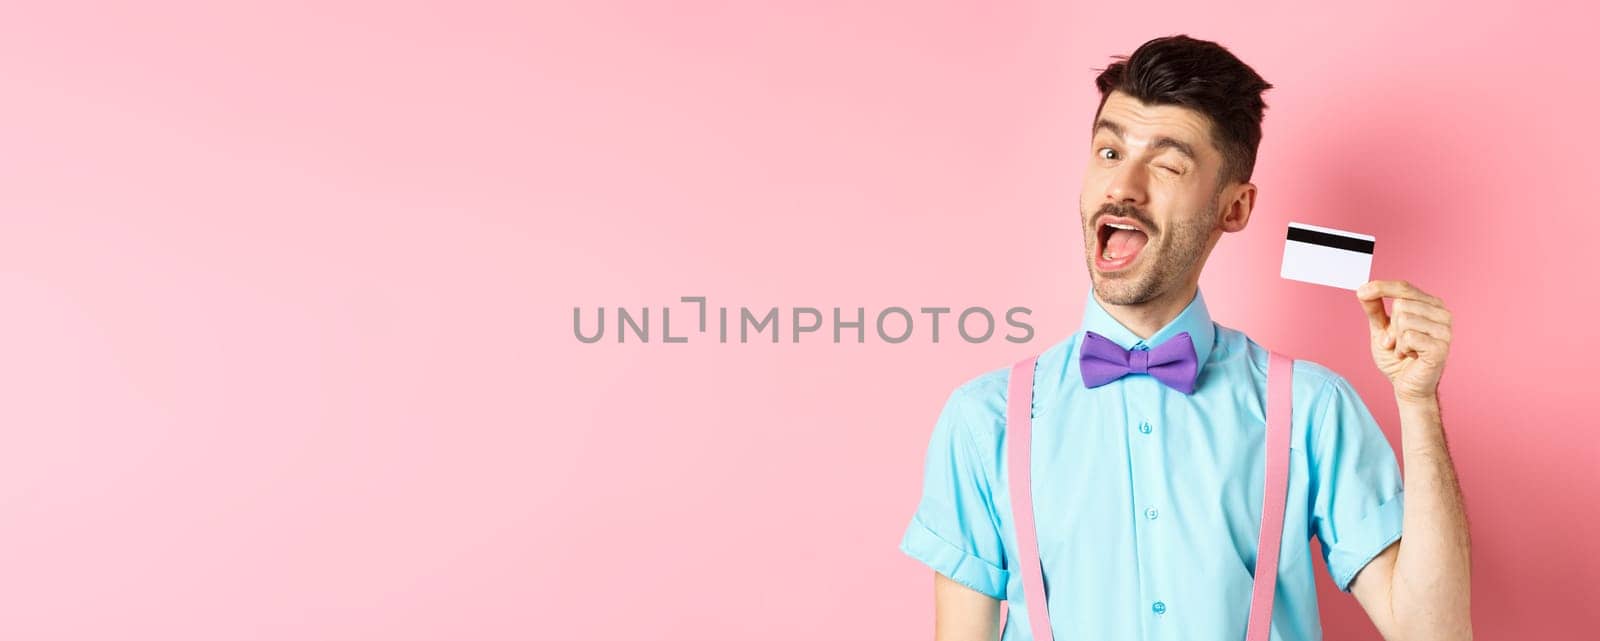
1093;119;1197;162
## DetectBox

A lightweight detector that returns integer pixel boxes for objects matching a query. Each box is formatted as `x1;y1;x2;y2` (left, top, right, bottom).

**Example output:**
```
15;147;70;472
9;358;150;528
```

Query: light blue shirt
900;287;1405;640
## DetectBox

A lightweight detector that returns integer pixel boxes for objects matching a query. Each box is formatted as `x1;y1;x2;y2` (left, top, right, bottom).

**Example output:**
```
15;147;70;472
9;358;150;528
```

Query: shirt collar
1078;286;1217;373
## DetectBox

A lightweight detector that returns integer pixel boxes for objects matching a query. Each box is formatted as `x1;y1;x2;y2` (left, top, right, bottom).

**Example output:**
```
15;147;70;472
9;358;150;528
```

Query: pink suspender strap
1005;355;1050;641
1004;350;1294;641
1245;350;1295;641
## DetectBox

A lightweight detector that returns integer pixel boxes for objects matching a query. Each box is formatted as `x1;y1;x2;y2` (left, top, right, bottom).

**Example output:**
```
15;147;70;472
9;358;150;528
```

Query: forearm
1390;393;1472;640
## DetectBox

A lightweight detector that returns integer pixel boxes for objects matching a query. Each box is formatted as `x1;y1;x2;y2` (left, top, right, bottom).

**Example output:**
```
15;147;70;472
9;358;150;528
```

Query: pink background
2;1;1596;639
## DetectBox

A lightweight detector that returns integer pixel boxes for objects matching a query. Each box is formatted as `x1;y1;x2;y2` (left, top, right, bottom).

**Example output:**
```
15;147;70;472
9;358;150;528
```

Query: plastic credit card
1280;222;1374;290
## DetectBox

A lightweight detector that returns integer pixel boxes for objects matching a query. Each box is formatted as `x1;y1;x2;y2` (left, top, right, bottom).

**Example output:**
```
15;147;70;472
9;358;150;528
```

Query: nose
1105;162;1147;205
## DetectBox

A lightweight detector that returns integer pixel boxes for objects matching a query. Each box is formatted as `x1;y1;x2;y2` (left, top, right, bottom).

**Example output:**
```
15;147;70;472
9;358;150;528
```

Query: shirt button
1145;507;1159;520
1152;601;1167;615
1138;421;1152;434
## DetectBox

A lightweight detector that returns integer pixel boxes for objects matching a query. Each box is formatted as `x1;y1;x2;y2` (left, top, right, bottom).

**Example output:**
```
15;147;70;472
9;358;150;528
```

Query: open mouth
1095;219;1150;272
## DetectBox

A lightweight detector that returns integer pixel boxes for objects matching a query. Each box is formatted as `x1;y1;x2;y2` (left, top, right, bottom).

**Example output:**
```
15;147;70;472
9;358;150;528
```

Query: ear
1219;182;1256;233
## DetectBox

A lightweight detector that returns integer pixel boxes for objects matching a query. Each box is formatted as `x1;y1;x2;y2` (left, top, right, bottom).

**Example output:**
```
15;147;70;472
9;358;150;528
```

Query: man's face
1080;90;1232;306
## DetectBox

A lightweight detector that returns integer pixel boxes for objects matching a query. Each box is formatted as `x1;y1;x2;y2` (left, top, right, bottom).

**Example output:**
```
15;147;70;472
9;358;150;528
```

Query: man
899;35;1471;640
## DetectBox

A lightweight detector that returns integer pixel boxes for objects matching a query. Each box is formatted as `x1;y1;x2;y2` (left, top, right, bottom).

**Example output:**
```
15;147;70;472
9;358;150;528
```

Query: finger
1358;279;1442;306
1395;327;1432;357
1394;328;1417;357
1392;298;1452;325
1397;329;1448;365
1360;295;1390;333
1394;309;1452;343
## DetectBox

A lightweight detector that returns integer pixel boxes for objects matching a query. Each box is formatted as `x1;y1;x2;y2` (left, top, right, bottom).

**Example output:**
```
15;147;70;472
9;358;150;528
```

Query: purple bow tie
1079;330;1199;394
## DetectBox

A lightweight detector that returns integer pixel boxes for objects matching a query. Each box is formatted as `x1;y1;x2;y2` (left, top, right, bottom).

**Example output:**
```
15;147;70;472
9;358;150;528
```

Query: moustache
1094;205;1157;235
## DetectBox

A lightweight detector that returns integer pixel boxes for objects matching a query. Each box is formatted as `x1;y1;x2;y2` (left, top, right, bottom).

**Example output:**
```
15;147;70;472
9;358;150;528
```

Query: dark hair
1093;34;1273;190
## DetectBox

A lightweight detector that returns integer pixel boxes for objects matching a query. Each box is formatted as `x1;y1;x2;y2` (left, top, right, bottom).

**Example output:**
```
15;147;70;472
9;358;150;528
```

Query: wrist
1395;390;1440;410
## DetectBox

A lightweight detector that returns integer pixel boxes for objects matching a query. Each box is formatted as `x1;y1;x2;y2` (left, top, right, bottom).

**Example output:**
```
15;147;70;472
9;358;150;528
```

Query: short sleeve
899;387;1010;599
1307;372;1406;592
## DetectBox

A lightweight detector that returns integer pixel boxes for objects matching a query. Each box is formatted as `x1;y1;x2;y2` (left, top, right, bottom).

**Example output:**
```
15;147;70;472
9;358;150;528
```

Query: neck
1094;282;1198;340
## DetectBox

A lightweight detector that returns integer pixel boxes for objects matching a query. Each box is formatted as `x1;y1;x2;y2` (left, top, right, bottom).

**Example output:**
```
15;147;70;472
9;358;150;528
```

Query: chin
1092;272;1160;306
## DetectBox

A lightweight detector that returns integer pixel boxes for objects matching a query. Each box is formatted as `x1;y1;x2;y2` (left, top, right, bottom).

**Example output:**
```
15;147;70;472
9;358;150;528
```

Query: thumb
1358;294;1389;334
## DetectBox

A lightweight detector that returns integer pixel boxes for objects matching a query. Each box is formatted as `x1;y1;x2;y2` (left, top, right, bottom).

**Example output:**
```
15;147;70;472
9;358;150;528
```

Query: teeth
1107;223;1139;230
